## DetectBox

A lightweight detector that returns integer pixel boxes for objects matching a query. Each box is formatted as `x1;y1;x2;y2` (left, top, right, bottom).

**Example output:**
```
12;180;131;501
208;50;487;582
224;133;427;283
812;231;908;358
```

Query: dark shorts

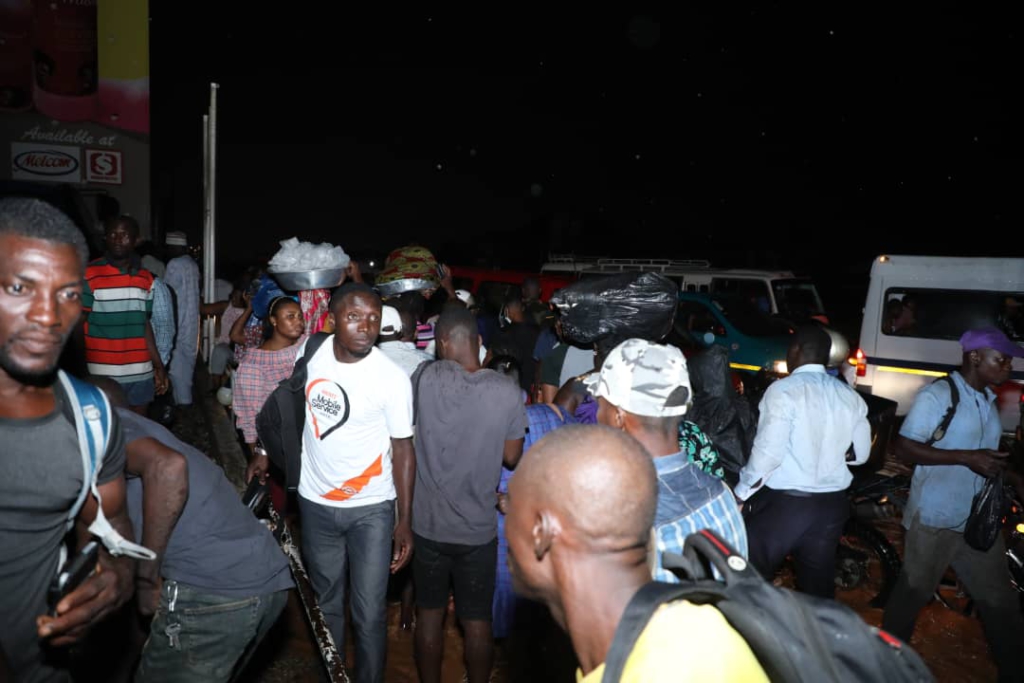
413;533;497;621
120;377;155;407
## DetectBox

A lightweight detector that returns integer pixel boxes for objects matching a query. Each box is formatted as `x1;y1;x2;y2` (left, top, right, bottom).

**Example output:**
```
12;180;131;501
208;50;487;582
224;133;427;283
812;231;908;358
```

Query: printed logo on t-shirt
307;378;351;440
322;454;384;501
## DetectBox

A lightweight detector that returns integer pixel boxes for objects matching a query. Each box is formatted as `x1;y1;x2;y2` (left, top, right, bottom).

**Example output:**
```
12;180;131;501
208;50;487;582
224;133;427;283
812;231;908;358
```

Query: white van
541;255;828;322
853;254;1024;432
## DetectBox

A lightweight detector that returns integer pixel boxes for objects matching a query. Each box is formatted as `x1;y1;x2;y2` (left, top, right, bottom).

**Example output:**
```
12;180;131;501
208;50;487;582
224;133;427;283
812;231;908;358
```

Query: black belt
769;487;846;498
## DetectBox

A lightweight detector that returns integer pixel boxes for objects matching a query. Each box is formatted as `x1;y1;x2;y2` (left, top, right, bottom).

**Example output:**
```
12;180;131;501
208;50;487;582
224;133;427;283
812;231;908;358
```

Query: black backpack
925;375;959;446
602;529;934;683
255;332;331;491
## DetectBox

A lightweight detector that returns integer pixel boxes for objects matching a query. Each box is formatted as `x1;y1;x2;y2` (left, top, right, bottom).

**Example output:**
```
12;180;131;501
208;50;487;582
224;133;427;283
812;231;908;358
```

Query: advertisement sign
0;0;150;237
85;149;122;184
10;143;81;182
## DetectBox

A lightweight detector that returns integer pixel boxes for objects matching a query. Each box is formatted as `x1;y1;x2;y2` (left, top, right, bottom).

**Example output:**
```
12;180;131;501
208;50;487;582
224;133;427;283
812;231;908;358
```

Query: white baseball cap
455;289;475;307
584;338;692;417
380;306;403;335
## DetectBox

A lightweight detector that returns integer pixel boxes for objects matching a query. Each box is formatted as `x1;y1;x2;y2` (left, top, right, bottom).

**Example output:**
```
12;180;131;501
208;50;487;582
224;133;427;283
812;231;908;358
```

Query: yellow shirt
577;601;769;683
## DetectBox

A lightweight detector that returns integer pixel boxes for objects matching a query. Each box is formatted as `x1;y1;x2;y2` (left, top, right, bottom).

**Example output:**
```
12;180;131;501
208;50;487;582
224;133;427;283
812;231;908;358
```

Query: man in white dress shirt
735;324;871;598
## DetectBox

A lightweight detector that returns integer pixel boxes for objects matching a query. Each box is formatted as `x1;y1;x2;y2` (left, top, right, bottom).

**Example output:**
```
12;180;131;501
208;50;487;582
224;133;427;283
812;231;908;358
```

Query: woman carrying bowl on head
232;295;308;513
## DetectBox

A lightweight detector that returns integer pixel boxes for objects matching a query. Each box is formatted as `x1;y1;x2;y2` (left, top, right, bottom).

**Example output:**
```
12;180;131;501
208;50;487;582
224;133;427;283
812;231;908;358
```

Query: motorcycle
835;470;908;607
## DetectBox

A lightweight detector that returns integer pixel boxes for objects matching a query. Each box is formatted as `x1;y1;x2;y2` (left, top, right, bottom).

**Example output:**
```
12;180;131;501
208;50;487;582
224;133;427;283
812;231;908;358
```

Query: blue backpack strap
58;371;107;530
58;371;156;560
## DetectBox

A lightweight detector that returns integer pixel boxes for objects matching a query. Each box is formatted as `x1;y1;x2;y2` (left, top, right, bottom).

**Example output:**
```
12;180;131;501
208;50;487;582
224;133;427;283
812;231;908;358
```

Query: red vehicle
449;266;574;313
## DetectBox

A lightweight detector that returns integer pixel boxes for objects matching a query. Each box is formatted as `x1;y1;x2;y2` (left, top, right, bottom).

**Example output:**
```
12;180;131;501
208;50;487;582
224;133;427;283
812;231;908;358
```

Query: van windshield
882;288;1024;342
772;279;826;321
711;295;794;337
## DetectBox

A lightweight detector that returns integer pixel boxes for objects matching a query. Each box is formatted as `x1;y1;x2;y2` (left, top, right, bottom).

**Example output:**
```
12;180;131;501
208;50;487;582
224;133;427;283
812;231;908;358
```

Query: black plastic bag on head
550;272;678;346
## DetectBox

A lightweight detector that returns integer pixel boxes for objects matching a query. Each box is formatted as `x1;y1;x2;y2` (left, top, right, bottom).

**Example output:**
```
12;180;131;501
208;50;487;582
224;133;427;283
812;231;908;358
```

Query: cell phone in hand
242;475;269;515
47;541;100;615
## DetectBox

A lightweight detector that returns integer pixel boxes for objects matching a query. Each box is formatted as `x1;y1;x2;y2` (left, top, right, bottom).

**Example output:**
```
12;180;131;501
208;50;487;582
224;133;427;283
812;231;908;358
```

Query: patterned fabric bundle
300;288;332;335
374;245;440;296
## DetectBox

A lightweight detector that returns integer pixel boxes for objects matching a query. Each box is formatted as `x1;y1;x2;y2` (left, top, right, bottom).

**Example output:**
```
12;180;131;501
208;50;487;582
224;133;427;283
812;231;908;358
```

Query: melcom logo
12;148;78;176
85;149;122;184
10;143;81;182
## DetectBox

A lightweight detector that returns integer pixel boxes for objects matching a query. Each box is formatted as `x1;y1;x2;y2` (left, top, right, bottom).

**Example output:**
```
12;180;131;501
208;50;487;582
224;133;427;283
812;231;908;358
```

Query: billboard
0;0;150;238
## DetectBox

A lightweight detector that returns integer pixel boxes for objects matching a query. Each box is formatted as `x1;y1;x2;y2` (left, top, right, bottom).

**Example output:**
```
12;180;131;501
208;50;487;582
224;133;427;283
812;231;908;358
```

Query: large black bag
686;345;756;480
550;272;677;345
255;332;331;492
963;473;1009;551
601;529;933;683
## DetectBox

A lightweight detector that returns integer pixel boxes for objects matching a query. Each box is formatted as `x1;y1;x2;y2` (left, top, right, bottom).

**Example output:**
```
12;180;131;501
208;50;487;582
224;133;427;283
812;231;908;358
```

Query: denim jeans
136;581;289;683
299;497;395;683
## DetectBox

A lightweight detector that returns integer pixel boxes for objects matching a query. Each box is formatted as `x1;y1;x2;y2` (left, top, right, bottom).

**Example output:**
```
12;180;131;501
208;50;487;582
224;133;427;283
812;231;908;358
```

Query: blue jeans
120;376;156;407
299;497;395;683
136;581;289;683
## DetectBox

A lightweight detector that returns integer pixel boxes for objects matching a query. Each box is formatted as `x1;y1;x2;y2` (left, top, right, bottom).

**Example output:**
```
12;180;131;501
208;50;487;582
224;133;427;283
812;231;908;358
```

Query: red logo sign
85;150;122;185
12;149;78;176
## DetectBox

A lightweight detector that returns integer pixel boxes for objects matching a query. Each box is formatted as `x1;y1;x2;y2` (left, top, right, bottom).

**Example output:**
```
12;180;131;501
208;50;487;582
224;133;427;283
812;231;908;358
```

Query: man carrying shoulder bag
882;327;1024;680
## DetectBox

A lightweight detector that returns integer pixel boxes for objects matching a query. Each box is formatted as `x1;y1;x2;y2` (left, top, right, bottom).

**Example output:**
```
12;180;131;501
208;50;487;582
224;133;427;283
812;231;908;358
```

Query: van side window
712;278;771;314
882;288;1024;341
676;301;725;340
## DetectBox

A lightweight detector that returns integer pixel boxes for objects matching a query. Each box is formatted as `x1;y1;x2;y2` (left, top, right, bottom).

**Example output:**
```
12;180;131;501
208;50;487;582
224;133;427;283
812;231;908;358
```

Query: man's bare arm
125;438;188;592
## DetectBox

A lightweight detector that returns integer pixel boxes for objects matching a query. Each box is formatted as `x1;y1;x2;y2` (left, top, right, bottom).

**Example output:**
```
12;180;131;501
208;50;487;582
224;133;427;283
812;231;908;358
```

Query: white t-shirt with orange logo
297;340;414;508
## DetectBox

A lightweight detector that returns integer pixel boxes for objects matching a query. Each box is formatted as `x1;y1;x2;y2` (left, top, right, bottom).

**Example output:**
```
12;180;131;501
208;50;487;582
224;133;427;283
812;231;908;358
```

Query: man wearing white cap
164;231;200;406
588;338;747;582
376;305;432;377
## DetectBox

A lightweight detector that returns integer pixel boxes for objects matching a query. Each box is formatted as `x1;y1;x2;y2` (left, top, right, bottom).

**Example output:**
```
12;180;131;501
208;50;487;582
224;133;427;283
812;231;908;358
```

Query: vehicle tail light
853;348;867;378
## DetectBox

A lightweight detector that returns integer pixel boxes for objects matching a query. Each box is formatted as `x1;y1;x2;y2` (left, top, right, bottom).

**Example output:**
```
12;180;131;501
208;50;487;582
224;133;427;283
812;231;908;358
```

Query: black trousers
743;487;850;598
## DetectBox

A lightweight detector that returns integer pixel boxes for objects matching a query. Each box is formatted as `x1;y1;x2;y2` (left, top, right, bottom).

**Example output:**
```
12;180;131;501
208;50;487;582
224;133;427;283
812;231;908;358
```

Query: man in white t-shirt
296;283;416;683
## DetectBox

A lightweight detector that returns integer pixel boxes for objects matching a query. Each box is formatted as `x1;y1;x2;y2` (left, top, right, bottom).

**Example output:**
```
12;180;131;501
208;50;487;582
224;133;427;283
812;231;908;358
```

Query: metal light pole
202;83;219;368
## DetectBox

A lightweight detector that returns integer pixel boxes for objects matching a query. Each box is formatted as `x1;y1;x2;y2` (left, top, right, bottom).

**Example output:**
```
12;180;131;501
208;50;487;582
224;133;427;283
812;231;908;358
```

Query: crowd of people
3;196;1024;682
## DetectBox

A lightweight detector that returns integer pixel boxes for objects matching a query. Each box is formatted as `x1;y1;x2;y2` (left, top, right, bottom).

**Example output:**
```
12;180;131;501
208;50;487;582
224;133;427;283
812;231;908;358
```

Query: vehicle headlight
772;360;788;374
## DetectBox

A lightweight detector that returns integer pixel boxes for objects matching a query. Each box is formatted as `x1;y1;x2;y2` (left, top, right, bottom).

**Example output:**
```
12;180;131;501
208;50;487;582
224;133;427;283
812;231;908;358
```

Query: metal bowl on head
269;267;347;292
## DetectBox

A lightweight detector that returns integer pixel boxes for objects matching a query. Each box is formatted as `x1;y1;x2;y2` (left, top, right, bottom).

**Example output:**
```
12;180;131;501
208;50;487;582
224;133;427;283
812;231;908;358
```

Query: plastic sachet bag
268;237;350;272
550;272;678;345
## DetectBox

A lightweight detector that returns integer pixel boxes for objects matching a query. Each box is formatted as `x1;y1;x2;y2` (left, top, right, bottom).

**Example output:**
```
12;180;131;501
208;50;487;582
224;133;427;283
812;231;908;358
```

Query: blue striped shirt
151;277;176;365
652;451;748;583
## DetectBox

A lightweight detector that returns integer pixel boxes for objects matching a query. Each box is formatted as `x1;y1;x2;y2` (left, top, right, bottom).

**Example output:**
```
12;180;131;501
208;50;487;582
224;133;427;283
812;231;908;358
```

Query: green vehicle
667;292;795;381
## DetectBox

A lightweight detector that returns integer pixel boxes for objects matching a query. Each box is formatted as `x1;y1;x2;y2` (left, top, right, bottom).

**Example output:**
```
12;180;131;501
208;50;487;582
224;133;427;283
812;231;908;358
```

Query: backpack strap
59;371;156;561
287;332;331;390
925;375;959;446
601;582;694;683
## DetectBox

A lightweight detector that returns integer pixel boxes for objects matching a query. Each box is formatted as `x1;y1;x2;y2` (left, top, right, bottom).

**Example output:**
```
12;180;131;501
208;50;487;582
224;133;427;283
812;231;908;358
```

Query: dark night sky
152;5;1023;295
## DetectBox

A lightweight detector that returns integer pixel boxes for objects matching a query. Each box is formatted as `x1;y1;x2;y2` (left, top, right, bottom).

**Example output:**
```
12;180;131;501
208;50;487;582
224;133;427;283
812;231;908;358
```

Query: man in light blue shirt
882;327;1024;680
588;339;747;583
737;324;871;598
164;231;200;406
150;276;176;367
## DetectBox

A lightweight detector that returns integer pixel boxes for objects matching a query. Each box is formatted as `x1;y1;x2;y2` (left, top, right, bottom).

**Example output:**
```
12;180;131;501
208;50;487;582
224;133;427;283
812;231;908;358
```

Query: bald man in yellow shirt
504;424;767;682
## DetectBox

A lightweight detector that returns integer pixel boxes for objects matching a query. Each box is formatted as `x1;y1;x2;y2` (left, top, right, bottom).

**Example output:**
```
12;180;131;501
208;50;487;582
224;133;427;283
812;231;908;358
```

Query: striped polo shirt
82;258;155;383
